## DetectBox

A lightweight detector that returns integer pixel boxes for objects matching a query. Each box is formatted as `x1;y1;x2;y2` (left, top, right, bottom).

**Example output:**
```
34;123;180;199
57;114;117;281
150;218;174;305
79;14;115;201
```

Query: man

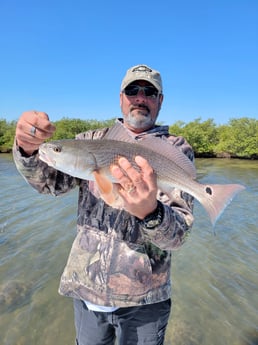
13;64;195;345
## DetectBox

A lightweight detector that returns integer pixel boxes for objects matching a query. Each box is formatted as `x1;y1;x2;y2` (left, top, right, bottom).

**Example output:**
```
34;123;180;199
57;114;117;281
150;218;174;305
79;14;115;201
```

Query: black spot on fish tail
206;186;212;195
201;183;245;225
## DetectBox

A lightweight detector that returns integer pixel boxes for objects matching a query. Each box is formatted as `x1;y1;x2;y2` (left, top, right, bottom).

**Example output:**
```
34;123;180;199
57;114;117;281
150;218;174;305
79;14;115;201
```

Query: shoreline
1;149;257;160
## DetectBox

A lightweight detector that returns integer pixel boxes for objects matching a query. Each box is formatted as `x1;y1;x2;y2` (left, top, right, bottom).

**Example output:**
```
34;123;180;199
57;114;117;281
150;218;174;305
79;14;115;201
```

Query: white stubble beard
125;109;156;131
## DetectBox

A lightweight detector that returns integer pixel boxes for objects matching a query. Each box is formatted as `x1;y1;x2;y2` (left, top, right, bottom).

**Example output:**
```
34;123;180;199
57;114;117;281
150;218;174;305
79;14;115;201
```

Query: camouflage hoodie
13;119;195;307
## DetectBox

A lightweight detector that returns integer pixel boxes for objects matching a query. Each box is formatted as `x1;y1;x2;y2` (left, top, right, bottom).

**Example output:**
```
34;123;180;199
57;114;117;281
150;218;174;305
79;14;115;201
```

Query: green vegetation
0;119;16;152
51;118;116;140
169;118;219;156
0;116;257;159
169;117;258;159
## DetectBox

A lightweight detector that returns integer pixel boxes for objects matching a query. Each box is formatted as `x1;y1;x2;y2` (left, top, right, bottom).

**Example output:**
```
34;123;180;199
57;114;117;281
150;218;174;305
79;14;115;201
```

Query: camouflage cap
121;64;163;94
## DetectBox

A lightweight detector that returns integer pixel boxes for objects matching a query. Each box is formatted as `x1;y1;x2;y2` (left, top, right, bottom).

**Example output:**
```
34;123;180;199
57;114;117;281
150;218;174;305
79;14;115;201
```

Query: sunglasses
123;84;159;98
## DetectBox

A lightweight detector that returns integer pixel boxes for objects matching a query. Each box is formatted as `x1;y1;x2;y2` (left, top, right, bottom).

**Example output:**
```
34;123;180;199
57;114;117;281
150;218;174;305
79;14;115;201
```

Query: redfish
39;123;245;225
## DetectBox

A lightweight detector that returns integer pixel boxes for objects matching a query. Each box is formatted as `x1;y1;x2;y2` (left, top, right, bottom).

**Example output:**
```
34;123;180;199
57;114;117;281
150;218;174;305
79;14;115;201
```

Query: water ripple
1;155;257;345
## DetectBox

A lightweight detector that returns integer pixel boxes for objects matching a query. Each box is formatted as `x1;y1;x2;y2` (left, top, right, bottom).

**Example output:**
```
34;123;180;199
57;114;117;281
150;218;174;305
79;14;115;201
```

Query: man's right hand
15;110;56;155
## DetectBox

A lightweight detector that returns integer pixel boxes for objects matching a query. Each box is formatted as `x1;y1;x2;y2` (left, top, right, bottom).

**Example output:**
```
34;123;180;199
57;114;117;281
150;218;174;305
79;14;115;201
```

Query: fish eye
53;146;62;153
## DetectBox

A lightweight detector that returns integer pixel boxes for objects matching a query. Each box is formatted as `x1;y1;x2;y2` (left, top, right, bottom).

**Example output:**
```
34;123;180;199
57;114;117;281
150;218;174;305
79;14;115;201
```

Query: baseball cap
121;64;163;94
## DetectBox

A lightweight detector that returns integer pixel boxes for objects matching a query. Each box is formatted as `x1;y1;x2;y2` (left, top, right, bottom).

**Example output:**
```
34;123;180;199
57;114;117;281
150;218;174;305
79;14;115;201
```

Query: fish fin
104;122;135;143
138;137;196;179
200;183;245;225
105;122;196;179
93;170;113;195
93;170;118;206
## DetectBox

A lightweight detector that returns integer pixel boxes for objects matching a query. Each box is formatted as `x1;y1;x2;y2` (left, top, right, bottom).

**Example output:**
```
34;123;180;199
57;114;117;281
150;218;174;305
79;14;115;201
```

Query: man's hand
110;156;158;219
15;110;56;155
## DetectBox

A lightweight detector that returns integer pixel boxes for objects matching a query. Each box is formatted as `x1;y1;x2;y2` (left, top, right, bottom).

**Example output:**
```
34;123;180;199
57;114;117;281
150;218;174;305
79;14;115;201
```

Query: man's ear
158;94;164;110
120;92;123;107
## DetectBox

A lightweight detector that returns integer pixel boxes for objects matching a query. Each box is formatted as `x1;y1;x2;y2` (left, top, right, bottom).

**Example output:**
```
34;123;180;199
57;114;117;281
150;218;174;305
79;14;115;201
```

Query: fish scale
39;135;245;226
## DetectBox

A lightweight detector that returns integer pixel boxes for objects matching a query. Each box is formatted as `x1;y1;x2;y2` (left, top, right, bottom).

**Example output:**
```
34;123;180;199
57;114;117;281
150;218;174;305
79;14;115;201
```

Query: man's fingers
110;156;158;219
111;157;140;190
110;164;125;180
116;157;142;184
34;111;49;121
17;131;48;145
15;110;56;155
27;111;56;134
134;156;154;175
17;111;55;138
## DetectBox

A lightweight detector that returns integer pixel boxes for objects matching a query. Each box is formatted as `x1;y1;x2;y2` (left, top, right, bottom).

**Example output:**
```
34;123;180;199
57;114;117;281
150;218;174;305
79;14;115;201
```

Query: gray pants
73;299;171;345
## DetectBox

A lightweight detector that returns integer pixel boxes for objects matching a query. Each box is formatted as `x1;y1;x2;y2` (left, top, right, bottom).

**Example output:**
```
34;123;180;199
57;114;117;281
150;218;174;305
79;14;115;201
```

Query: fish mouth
38;148;56;167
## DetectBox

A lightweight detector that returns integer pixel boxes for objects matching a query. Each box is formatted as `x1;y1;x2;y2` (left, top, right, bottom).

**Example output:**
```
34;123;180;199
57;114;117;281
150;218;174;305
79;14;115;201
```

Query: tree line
0;117;257;159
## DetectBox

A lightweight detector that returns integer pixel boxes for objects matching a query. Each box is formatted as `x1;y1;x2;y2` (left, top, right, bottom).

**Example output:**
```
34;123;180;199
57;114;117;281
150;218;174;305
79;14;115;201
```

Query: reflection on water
0;154;257;345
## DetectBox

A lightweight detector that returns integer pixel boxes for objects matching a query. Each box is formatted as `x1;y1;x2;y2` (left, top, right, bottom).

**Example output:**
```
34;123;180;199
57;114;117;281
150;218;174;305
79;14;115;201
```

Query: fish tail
201;183;245;225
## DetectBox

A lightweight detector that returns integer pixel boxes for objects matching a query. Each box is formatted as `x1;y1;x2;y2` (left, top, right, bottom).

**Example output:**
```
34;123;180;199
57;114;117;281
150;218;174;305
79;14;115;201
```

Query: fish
39;123;245;225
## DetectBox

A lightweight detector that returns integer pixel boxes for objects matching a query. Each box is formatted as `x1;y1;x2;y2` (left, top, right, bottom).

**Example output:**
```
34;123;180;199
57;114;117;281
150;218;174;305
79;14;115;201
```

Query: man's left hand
110;156;158;219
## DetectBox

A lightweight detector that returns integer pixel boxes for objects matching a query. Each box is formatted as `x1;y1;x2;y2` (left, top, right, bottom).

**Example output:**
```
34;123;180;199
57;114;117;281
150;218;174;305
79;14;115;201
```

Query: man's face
120;80;163;133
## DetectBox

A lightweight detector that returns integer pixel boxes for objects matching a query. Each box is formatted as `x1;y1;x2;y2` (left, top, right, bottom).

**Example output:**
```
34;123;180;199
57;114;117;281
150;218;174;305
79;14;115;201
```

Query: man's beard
125;105;155;131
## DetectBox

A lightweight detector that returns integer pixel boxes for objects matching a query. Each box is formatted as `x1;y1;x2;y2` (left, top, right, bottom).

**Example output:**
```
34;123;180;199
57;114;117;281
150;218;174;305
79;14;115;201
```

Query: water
0;154;257;345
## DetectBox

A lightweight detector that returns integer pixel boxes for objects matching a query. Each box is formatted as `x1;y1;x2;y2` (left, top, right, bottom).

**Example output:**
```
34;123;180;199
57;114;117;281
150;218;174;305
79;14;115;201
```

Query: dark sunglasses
123;84;159;98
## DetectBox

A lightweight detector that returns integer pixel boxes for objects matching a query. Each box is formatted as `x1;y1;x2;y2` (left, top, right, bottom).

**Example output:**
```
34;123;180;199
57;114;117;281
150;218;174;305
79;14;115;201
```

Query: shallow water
0;154;257;345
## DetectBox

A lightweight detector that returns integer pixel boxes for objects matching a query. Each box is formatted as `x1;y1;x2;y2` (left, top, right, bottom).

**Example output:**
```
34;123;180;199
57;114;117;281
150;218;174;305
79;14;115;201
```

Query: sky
0;0;257;126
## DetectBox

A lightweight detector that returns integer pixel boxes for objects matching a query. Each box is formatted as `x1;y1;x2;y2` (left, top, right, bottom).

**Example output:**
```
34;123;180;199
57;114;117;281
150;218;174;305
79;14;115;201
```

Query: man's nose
136;90;147;101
